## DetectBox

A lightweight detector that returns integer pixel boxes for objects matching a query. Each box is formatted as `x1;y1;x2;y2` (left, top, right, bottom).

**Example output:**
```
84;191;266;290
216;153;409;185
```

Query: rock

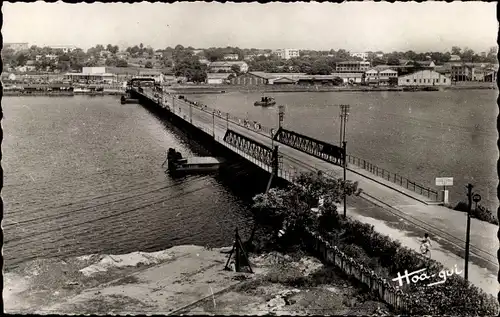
267;296;286;310
220;246;233;254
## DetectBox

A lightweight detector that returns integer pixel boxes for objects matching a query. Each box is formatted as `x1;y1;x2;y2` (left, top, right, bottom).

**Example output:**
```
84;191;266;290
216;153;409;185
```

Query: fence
304;230;410;313
346;154;438;201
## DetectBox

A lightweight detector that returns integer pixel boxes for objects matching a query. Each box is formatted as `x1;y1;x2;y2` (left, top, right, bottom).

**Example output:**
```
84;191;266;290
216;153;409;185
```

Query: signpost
435;177;453;204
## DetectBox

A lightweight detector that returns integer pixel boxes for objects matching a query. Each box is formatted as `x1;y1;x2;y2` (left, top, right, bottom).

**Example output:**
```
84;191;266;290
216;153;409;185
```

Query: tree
145;61;153;68
15;53;28;66
247;171;361;251
231;64;241;74
451;46;461;56
116;59;128;67
307;60;333;75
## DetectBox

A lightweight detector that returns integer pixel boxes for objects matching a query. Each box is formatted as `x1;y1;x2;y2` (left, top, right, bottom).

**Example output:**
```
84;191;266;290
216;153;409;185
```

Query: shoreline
4;245;388;315
170;84;497;94
3;90;125;97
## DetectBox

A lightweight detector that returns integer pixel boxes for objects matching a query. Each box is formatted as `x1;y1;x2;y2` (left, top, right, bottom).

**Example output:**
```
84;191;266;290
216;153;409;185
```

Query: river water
3;90;498;268
2;96;253;268
190;89;498;211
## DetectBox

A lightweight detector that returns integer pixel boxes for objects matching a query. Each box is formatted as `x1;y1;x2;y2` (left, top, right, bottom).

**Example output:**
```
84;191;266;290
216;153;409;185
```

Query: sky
3;1;498;53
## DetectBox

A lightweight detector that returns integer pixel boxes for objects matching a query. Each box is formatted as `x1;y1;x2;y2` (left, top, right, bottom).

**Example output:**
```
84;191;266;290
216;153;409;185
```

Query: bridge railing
164;93;439;201
346;154;438;201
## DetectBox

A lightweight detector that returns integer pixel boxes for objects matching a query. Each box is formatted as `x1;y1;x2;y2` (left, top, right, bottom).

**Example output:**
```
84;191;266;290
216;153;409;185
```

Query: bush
316;208;499;315
452;201;498;225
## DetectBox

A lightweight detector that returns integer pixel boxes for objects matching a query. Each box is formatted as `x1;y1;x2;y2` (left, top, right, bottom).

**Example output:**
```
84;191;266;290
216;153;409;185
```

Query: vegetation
449;201;498;225
247;171;498;316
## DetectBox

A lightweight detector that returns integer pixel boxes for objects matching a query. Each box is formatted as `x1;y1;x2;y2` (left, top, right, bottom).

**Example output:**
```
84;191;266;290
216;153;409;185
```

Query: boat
120;95;139;104
165;148;224;174
254;96;276;107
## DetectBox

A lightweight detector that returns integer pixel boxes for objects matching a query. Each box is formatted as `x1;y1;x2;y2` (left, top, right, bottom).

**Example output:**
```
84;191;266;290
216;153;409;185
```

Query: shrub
452;201;498;225
316;213;498;315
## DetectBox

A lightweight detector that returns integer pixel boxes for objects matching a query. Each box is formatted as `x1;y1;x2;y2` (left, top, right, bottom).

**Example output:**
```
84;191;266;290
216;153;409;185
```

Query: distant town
2;42;498;93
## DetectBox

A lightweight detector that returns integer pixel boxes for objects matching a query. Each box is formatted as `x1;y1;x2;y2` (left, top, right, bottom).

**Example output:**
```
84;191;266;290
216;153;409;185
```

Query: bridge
129;85;497;295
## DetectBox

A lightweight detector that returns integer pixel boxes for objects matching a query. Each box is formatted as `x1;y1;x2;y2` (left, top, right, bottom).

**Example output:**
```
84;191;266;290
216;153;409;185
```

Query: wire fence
145;89;439;201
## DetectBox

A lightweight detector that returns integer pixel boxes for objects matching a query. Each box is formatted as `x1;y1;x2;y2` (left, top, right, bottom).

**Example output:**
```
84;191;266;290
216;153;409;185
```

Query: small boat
254;96;276;107
120;95;139;104
165;148;223;174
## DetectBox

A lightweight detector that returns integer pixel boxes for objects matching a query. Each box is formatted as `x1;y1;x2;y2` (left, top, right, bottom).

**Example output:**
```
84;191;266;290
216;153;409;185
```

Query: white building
365;68;398;85
209;61;248;73
206;73;232;85
351;52;369;60
49;45;77;53
274;49;300;60
223;53;239;61
64;67;117;84
398;70;451;86
331;72;364;84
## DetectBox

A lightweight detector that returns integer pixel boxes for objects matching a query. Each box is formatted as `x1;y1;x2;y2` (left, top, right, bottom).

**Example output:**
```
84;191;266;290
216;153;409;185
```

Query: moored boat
165;148;224;174
254;96;276;107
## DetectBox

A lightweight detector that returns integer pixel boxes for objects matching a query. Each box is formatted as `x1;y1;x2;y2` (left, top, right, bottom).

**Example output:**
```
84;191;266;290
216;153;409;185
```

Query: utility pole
212;110;215;138
189;102;193;124
226;112;229;130
339;105;350;144
464;183;473;281
343;141;347;217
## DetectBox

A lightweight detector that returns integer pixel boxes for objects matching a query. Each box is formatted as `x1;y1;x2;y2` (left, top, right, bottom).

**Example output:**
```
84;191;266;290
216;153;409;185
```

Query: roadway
142;88;498;296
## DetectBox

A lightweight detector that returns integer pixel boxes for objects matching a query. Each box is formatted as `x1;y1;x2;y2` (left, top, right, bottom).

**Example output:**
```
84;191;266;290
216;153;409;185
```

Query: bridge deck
136;88;497;295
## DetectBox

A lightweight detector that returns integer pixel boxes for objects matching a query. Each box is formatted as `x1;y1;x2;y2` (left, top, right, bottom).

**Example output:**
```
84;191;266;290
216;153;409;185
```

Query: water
190;90;498;211
2;96;253;268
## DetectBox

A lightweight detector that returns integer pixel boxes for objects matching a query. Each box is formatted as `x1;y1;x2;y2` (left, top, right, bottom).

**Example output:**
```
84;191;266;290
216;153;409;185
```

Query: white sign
435;177;453;186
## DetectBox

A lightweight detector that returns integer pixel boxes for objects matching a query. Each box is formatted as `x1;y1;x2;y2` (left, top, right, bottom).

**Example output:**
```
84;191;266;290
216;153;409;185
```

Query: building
198;58;211;66
365;68;398;85
209;61;248;73
206;73;232;85
223;53;239;61
351;52;369;60
274;49;300;60
335;61;371;73
449;55;461;62
5;42;29;51
137;69;164;83
484;69;497;82
229;72;269;85
100;50;112;58
451;64;473;81
415;60;436;69
64;67;117;84
49;45;77;53
16;65;37;73
331;72;364;84
116;52;130;60
398;70;451;86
